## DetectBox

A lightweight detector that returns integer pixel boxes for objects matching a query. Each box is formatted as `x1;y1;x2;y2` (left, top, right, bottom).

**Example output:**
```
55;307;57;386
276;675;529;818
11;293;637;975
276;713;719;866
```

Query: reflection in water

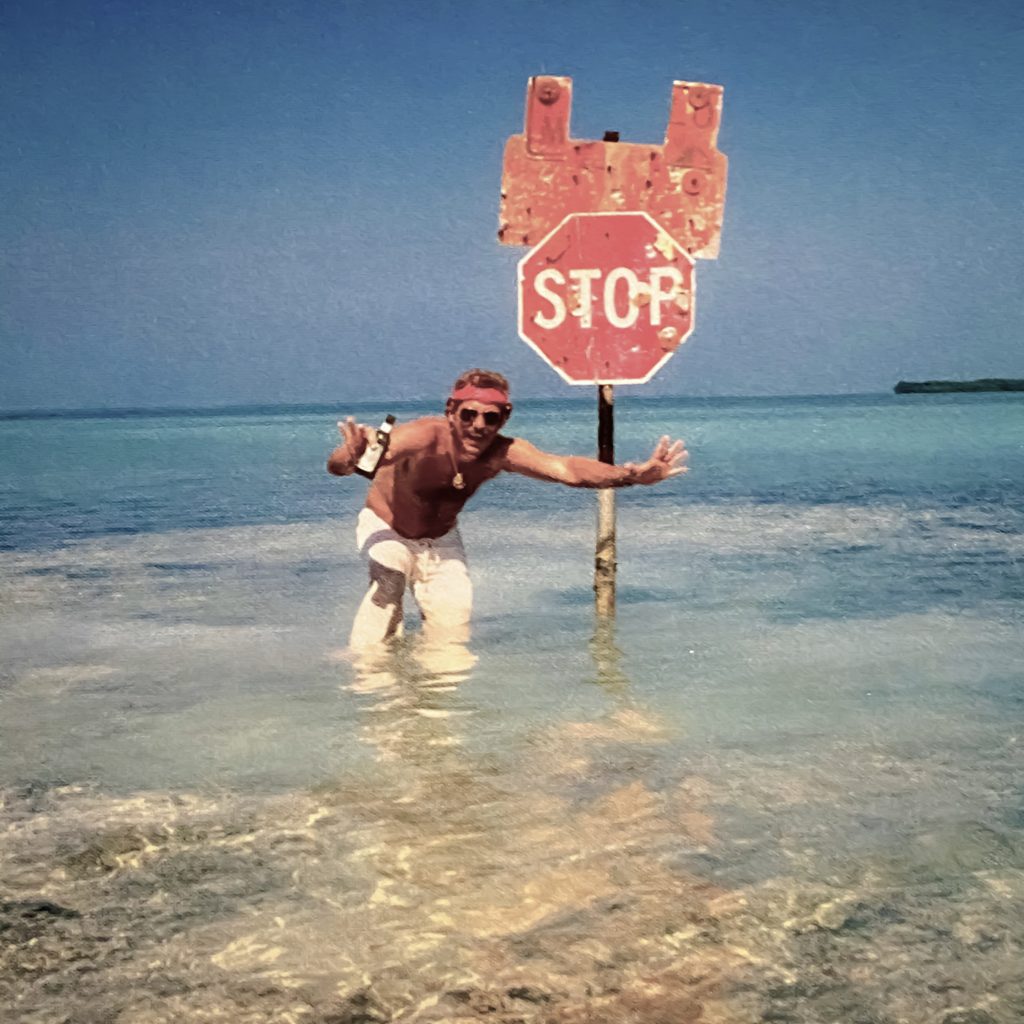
535;618;679;754
589;618;630;698
347;637;479;767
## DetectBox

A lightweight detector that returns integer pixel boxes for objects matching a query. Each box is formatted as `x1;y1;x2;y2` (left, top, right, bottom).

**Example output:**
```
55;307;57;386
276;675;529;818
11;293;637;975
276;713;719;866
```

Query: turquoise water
2;393;1023;1022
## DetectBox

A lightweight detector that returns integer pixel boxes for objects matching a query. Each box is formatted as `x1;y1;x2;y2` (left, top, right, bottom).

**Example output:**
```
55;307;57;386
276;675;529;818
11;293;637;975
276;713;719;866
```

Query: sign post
596;383;616;616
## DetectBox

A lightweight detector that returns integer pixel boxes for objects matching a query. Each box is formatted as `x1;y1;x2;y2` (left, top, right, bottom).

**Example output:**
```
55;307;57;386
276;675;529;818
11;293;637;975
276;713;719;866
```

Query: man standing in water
327;369;687;649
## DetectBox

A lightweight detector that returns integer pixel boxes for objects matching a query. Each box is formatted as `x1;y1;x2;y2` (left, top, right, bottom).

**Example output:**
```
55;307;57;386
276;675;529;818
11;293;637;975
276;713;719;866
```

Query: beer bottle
354;415;396;479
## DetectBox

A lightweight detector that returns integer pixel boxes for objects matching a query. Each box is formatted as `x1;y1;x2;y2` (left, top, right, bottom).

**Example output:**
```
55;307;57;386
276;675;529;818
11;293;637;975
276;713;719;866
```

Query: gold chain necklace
447;424;466;490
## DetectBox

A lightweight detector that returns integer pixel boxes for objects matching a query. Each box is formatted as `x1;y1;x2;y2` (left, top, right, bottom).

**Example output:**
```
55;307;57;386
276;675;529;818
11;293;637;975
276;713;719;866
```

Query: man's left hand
624;436;689;485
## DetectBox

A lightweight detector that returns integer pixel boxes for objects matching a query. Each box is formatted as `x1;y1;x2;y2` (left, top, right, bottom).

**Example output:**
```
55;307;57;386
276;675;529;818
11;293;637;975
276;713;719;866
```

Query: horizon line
0;390;911;421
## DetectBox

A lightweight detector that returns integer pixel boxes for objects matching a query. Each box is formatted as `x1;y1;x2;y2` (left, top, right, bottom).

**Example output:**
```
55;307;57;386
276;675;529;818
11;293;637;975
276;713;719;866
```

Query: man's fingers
651;435;670;460
634;436;690;483
337;417;368;450
652;436;687;464
666;439;687;462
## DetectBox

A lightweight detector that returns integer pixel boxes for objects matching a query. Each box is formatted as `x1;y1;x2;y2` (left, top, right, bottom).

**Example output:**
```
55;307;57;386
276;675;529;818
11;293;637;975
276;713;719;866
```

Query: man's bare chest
397;451;495;502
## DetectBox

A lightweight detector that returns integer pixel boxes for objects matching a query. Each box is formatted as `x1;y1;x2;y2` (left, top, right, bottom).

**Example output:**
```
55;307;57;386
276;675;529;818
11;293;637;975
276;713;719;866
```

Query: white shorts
353;508;473;642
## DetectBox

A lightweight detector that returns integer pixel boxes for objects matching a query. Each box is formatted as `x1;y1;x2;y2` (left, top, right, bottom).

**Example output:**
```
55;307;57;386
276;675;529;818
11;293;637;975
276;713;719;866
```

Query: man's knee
368;561;406;607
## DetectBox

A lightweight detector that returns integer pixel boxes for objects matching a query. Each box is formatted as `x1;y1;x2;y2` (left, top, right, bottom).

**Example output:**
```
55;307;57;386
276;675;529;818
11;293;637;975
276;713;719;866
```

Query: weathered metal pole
595;383;616;617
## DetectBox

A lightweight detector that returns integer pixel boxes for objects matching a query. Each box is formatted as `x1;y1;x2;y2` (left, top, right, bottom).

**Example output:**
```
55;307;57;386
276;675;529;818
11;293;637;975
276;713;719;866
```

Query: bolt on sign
518;211;695;385
499;76;728;258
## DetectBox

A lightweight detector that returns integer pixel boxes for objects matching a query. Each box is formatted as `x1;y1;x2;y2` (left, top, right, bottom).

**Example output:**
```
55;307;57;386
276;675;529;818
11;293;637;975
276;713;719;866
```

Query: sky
2;0;1023;411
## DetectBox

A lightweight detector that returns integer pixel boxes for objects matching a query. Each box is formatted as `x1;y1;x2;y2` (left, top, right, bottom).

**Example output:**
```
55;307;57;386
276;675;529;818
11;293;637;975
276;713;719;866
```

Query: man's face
448;400;506;459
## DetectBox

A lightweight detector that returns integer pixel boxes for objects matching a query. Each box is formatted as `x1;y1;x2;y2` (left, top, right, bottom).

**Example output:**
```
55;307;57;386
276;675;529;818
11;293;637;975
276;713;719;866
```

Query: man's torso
366;418;509;539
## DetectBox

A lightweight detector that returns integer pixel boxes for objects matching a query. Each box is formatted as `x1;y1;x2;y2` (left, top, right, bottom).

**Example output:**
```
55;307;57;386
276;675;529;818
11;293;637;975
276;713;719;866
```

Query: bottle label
355;442;384;474
353;416;394;479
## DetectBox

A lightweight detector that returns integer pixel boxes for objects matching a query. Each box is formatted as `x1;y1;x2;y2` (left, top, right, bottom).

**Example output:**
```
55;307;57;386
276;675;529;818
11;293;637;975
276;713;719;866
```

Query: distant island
894;378;1024;394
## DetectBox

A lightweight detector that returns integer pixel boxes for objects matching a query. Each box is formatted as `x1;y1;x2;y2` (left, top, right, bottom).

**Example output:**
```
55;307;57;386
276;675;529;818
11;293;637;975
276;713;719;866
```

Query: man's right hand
328;417;372;475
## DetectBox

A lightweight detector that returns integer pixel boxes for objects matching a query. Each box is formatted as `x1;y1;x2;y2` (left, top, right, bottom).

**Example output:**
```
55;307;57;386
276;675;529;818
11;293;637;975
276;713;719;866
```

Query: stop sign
517;211;696;385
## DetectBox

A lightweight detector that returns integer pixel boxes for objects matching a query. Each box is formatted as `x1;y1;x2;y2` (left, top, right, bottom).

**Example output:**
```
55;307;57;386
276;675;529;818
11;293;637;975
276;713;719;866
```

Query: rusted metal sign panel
500;76;727;258
518;211;695;385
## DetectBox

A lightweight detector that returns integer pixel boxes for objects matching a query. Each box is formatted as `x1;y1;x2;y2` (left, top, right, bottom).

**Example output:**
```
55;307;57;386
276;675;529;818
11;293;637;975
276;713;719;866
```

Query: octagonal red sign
517;211;696;385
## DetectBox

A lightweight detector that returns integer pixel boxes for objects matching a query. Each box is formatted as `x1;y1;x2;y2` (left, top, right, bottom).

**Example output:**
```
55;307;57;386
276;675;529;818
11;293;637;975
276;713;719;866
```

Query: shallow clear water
2;394;1023;1022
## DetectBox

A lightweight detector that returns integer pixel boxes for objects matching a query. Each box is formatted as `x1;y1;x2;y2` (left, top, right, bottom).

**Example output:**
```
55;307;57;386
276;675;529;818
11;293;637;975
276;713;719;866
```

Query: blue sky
2;0;1022;410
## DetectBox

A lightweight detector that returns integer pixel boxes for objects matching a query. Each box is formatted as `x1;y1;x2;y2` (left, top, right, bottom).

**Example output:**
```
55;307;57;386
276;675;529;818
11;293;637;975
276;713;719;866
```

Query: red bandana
450;385;509;406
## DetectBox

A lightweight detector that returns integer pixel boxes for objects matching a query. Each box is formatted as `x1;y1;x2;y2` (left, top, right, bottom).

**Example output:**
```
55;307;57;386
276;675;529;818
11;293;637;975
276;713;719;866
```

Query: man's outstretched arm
501;435;688;488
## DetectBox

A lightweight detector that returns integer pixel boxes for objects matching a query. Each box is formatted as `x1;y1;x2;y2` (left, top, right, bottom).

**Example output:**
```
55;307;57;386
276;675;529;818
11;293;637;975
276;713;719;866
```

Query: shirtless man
327;368;687;649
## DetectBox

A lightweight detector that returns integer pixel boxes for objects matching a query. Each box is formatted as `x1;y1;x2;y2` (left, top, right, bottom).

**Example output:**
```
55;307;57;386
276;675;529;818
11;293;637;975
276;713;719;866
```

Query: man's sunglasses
458;407;503;427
